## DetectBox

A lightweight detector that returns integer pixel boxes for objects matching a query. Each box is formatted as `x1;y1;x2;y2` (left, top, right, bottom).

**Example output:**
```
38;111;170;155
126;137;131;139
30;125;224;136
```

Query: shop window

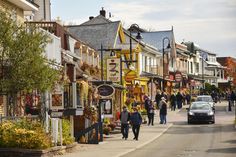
64;83;73;108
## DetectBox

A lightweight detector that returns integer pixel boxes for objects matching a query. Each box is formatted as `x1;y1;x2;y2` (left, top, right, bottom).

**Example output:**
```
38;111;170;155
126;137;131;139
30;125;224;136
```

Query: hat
161;97;166;101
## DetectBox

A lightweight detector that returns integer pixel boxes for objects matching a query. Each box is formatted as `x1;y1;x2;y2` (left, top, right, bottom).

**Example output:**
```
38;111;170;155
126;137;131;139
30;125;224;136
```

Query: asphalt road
122;102;236;157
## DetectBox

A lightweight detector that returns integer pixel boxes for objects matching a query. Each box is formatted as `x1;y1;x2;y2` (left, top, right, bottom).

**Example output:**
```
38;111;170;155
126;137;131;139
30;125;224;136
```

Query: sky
51;0;236;57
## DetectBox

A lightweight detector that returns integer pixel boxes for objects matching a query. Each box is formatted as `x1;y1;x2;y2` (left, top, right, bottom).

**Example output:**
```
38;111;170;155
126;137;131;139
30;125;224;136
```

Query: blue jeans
121;123;129;139
160;114;167;124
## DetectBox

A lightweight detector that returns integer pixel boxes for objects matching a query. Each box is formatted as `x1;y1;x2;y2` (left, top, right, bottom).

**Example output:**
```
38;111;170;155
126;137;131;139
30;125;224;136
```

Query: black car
187;102;215;124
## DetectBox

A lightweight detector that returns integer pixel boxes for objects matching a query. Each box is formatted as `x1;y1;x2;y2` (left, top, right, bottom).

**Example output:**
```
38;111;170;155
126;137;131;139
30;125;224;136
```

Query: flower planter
0;142;77;157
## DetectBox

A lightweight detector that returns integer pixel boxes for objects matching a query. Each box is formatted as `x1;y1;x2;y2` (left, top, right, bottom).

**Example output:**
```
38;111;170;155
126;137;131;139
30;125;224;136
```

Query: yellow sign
125;70;137;82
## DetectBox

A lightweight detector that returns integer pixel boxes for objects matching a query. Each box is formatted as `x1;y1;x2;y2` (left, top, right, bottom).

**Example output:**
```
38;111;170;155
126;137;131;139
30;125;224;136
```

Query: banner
107;58;120;82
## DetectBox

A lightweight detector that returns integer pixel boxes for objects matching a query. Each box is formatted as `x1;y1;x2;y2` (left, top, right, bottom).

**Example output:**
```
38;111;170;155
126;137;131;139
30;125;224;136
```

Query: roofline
65;20;121;28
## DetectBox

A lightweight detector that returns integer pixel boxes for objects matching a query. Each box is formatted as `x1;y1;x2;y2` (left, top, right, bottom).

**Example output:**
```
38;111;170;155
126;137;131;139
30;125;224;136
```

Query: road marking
114;123;173;157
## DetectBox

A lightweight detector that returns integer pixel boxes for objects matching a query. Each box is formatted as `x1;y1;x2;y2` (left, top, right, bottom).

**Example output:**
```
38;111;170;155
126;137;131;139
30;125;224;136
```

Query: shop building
0;0;39;116
139;27;177;94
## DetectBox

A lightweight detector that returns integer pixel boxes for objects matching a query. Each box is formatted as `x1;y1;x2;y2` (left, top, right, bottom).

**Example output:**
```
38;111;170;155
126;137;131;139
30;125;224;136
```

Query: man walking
160;97;167;124
130;107;142;141
147;101;155;126
170;92;177;111
120;106;130;140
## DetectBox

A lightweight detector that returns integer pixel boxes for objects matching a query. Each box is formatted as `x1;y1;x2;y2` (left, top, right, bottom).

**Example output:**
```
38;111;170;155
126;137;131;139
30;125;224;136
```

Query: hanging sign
107;58;121;82
97;84;115;98
99;98;113;118
51;84;64;110
175;71;182;82
125;70;137;82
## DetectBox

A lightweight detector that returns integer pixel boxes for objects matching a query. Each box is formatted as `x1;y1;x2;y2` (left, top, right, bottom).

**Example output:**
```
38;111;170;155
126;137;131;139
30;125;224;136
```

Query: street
122;102;236;157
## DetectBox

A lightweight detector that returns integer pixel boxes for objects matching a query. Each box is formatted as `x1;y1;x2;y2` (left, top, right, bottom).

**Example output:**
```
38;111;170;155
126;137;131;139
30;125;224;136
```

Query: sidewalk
56;108;181;157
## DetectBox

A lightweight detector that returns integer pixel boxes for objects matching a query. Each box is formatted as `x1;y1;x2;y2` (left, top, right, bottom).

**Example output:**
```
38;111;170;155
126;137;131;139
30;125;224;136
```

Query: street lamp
201;52;208;93
129;24;142;62
162;37;171;91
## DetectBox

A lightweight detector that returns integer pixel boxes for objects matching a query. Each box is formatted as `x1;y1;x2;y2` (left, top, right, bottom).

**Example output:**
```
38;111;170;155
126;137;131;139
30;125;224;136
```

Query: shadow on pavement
165;123;235;134
224;140;236;144
207;147;236;154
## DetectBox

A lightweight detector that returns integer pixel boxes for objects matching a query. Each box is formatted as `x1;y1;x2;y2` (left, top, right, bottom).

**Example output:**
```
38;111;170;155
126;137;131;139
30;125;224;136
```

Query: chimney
89;16;94;20
100;7;106;17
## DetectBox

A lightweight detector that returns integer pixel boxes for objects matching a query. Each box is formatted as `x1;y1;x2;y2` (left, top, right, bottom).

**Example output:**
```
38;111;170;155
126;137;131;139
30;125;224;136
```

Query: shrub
0;119;52;149
61;119;74;145
103;127;111;135
108;123;116;131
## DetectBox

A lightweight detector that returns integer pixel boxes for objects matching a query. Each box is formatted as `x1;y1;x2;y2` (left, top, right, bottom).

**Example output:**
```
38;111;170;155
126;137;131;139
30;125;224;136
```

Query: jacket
120;110;130;124
130;111;142;125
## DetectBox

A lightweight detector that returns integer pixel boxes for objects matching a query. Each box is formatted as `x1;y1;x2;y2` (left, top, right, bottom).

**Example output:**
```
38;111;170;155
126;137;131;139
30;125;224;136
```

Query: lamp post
98;46;121;142
201;52;208;93
162;37;171;91
129;24;142;62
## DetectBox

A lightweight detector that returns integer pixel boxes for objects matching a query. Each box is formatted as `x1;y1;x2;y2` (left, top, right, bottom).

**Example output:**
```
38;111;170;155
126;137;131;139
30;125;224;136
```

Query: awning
89;81;125;90
140;71;162;79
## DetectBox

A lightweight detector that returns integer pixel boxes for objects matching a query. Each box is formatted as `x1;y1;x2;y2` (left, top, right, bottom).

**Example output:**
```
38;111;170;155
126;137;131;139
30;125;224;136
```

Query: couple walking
120;106;142;140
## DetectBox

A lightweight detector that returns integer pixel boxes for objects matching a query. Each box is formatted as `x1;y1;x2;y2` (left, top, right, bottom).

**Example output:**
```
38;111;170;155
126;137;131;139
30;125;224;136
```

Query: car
196;95;215;109
187;101;215;124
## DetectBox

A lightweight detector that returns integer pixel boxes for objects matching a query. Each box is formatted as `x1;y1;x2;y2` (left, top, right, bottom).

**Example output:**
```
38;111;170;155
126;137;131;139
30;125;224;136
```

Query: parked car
196;95;215;109
187;101;215;124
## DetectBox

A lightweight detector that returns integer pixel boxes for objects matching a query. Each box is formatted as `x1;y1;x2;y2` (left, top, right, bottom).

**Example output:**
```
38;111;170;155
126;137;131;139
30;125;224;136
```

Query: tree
0;9;60;114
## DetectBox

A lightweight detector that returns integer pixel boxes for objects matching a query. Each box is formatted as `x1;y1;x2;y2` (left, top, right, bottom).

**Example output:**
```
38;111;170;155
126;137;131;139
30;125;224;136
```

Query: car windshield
190;103;211;110
196;96;213;102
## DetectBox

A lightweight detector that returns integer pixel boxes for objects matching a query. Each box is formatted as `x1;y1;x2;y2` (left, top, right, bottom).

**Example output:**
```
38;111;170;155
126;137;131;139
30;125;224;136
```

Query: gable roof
66;15;121;50
80;15;111;25
140;30;174;52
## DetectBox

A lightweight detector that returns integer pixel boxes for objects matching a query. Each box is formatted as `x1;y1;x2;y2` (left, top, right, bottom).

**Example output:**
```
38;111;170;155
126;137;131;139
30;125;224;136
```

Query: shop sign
97;84;115;98
107;58;120;82
175;71;182;82
125;70;137;82
99;98;113;118
50;111;63;118
51;84;64;110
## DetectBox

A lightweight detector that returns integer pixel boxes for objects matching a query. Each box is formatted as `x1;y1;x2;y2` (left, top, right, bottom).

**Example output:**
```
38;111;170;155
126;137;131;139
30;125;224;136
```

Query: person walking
186;93;191;105
160;97;167;124
170;92;177;111
147;101;155;126
120;106;130;140
130;107;142;141
176;92;183;109
155;90;162;109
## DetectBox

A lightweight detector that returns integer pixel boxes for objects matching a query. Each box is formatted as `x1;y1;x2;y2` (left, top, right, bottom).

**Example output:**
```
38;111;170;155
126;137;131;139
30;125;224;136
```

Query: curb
114;123;173;157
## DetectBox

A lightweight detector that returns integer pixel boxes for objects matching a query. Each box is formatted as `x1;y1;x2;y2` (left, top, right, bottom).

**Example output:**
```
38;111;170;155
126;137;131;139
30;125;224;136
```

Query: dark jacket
176;93;183;102
155;94;162;105
160;101;167;115
170;94;177;104
130;112;142;125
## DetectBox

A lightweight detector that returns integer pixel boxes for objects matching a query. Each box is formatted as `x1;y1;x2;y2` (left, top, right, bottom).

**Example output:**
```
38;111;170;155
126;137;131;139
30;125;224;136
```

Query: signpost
96;83;115;142
97;84;115;98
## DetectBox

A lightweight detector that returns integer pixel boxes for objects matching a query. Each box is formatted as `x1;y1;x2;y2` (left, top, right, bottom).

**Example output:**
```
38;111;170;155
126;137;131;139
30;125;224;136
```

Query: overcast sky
51;0;236;57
